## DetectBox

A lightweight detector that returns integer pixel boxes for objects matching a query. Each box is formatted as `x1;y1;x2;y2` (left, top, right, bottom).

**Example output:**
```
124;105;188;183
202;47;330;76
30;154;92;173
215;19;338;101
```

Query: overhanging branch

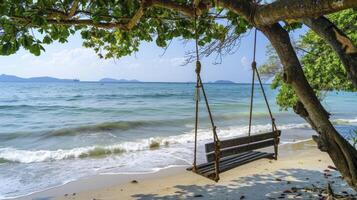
6;0;357;31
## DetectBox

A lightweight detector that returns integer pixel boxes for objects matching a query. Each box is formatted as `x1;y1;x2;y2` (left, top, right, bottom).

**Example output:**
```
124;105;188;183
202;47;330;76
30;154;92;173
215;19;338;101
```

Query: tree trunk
302;16;357;88
259;23;357;190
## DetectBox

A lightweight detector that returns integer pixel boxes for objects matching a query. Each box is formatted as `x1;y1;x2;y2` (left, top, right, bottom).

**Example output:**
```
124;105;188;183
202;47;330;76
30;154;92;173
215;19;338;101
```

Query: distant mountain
213;80;236;84
99;78;141;83
0;74;79;82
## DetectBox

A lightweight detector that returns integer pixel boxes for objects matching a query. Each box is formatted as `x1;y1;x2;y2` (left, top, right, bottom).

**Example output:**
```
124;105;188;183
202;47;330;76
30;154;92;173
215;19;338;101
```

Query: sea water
0;82;356;198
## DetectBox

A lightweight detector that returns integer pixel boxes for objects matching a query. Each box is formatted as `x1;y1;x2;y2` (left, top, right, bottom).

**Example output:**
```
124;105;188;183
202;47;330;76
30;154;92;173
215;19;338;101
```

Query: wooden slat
199;151;265;174
192;151;258;174
217;152;274;174
205;130;281;153
186;151;253;171
206;138;278;162
196;151;274;179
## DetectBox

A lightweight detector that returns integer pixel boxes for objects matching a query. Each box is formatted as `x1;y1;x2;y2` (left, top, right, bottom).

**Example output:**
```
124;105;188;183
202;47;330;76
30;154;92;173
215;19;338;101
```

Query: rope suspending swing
248;28;278;136
191;8;221;182
247;28;280;158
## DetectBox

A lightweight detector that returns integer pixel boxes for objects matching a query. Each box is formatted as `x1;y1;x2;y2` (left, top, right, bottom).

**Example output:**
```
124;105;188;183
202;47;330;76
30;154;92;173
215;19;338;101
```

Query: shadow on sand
132;168;356;200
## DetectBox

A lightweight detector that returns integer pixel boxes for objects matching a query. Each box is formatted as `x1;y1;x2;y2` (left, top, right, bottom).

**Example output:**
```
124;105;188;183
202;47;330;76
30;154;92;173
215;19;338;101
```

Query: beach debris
324;173;332;178
131;180;138;184
239;195;245;199
64;193;68;197
193;194;203;198
283;189;293;193
275;178;282;182
72;193;76;196
291;187;298;192
327;165;338;171
281;182;357;200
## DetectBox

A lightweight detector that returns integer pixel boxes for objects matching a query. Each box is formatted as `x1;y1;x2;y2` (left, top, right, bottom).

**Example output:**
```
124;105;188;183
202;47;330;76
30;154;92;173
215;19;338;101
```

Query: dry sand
19;140;357;200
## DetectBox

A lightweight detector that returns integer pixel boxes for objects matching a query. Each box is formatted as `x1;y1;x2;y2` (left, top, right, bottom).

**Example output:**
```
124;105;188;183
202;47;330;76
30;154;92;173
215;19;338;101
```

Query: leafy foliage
0;0;250;58
259;9;357;110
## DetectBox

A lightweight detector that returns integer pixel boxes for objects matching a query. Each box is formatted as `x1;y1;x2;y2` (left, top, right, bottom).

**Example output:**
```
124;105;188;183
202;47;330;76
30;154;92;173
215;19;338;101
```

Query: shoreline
10;137;311;200
16;139;357;200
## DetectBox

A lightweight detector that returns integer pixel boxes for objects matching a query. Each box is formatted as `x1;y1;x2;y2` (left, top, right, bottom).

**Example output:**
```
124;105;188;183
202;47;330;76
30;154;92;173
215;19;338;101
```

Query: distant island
207;80;236;84
0;75;236;84
0;74;79;82
99;78;141;83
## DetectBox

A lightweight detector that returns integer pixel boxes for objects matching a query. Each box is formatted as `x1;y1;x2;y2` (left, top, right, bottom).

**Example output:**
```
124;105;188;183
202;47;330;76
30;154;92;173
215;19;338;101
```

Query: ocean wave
0;119;189;140
332;117;357;125
46;119;189;137
47;121;150;137
0;122;309;164
0;138;165;163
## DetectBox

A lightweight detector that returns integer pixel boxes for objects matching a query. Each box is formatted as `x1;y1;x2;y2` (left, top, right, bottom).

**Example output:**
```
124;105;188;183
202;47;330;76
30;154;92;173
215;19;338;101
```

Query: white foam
333;117;357;124
0;122;310;164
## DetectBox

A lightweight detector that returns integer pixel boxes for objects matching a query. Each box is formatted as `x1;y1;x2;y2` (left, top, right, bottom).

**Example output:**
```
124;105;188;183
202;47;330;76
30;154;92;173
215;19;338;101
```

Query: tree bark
259;23;357;191
303;16;357;88
254;0;357;26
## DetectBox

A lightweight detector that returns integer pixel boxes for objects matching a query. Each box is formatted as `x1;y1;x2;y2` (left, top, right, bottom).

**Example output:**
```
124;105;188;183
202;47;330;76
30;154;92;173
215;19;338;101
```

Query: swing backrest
205;130;281;162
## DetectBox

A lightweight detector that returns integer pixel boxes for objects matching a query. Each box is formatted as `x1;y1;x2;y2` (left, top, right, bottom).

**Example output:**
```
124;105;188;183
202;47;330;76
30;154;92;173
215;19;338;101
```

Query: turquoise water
0;82;356;198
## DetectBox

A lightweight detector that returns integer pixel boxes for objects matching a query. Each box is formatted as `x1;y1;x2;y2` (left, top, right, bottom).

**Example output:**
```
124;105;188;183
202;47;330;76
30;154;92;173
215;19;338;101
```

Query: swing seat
188;130;281;180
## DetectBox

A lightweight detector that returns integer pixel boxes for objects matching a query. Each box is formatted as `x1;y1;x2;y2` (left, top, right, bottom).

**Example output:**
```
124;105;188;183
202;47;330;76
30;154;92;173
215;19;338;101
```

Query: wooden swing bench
188;15;281;181
187;130;281;180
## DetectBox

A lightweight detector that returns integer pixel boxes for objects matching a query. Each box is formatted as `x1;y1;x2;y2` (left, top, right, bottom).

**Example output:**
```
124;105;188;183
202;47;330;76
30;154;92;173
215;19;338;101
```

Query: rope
248;28;257;136
193;11;200;172
192;8;220;181
248;28;278;135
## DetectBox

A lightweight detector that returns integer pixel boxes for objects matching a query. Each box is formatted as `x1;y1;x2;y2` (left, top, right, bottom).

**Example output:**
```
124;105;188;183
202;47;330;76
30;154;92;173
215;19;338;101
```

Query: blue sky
0;28;307;83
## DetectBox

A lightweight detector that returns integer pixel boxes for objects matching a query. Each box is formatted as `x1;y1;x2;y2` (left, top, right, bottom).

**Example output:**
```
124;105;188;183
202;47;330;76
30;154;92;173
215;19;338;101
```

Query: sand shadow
132;168;356;200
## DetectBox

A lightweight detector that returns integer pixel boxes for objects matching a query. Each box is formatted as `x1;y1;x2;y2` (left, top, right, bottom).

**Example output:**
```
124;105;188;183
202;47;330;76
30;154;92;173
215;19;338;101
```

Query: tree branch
255;0;357;26
68;0;79;18
302;16;357;88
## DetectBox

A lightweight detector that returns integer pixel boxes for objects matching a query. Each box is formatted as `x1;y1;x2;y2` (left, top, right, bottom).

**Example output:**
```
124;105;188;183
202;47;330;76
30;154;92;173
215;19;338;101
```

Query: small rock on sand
131;180;138;184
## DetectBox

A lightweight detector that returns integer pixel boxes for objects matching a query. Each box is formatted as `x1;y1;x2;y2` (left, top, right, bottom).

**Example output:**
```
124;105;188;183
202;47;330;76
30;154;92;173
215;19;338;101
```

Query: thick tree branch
302;16;357;88
255;0;357;26
217;0;253;22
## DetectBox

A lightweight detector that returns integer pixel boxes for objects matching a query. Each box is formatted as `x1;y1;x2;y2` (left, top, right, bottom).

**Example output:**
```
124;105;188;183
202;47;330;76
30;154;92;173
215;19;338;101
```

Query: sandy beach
18;140;357;200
